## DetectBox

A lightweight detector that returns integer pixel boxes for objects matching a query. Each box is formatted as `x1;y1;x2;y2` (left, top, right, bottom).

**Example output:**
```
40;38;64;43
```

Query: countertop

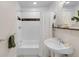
54;26;79;31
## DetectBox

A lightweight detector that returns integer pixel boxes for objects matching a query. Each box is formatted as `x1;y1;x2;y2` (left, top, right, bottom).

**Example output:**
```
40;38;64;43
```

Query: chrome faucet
58;38;64;44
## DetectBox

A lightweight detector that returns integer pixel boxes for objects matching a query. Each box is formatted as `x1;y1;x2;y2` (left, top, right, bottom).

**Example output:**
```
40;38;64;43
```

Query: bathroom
0;1;79;57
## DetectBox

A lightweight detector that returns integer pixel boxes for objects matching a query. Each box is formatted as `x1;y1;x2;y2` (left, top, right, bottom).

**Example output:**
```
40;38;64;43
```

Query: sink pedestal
50;50;66;57
54;53;66;57
50;50;55;57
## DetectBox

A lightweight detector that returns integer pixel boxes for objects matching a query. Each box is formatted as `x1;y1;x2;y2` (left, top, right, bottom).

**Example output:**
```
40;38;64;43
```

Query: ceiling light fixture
33;2;37;5
65;2;70;4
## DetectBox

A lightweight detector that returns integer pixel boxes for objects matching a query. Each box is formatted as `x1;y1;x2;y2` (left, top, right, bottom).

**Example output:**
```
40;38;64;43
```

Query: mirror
54;1;79;29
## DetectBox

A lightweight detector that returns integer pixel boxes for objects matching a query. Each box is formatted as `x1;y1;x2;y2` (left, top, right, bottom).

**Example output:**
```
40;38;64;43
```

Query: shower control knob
18;26;21;29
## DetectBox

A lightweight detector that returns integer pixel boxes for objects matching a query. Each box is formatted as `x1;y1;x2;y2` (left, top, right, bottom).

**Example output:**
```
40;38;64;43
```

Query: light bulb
33;2;37;5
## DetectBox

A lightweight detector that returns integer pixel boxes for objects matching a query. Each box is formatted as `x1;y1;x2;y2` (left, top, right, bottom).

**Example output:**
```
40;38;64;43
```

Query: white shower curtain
38;2;66;57
39;11;51;57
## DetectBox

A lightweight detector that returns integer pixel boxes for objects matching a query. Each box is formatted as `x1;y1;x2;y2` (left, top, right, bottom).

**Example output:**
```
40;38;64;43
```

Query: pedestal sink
44;38;74;57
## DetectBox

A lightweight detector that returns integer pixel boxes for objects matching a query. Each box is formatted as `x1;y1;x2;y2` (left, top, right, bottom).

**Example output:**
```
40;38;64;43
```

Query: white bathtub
17;40;39;57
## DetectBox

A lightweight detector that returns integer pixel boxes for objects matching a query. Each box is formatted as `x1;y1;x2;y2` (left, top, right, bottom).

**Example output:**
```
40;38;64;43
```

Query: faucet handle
58;38;64;44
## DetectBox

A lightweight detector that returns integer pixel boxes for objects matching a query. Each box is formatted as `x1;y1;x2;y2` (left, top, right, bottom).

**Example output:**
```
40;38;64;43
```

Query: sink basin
44;38;73;54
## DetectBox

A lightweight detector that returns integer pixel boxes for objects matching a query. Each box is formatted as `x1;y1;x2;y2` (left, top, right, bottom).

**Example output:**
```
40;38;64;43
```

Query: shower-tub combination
17;18;41;57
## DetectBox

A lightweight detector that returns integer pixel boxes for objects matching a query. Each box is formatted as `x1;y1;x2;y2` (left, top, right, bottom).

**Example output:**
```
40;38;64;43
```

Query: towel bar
0;40;5;42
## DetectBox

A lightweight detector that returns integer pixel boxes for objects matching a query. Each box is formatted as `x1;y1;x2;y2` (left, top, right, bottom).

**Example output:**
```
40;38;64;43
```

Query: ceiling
18;1;55;8
18;1;79;10
63;1;79;8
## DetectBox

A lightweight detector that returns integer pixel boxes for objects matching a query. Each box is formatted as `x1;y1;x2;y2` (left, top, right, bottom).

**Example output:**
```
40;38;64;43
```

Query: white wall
21;7;48;18
21;21;40;42
21;12;40;18
21;7;49;12
16;2;21;17
56;8;72;27
0;2;16;56
49;2;72;27
0;1;16;39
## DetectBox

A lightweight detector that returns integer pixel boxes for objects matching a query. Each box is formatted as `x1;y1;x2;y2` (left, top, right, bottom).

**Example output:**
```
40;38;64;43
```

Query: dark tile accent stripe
17;16;40;21
17;16;22;21
22;18;40;21
54;26;79;31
